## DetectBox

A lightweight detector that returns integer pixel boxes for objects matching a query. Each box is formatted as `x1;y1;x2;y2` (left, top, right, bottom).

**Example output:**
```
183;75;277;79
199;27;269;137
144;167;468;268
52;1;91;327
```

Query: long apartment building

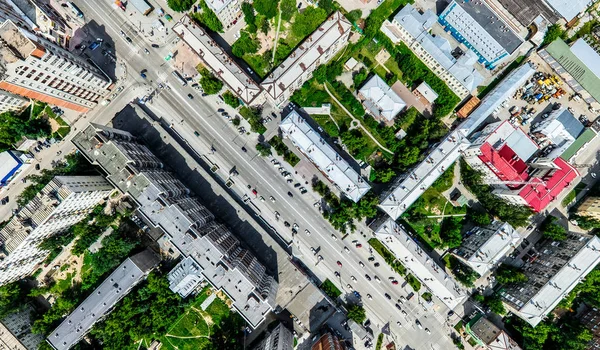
261;11;352;107
205;0;241;30
173;15;262;105
500;232;600;327
72;118;278;328
380;4;484;99
0;20;112;113
0;176;113;285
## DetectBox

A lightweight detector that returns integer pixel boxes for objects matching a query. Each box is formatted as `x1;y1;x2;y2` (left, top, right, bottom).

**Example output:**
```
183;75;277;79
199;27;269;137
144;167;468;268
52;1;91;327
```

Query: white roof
379;130;471;219
544;0;593;21
345;57;358;70
415;82;438;103
359;75;406;121
261;12;352;101
280;111;371;202
205;0;235;14
570;39;600;80
461;222;521;276
471;121;539;161
514;235;600;327
374;219;468;309
0;151;21;184
173;16;261;105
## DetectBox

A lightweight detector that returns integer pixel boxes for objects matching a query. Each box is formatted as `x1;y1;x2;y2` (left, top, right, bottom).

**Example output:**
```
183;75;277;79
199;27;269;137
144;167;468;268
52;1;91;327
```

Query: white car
367;294;373;300
374;275;381;283
304;229;311;235
331;234;338;241
270;196;276;203
358;261;365;268
259;196;265;202
344;246;350;253
351;276;357;282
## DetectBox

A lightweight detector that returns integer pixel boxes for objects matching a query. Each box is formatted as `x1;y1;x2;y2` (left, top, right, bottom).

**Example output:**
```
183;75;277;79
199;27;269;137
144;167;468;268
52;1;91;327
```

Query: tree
439;216;463;248
542;24;566;46
483;294;506;315
232;31;259;57
255;143;272;157
0;110;51;151
346;9;362;23
280;0;297;21
313;65;328;84
254;0;279;18
541;216;566;241
166;0;195;11
292;7;327;38
222;91;240;108
352;68;369;88
0;282;27;319
318;0;335;14
240;106;266;134
199;68;224;95
257;14;270;34
191;1;224;33
374;168;395;183
347;304;366;324
242;2;257;33
396;107;419;129
468;209;492;226
396;146;420;169
340;130;368;156
495;264;528;285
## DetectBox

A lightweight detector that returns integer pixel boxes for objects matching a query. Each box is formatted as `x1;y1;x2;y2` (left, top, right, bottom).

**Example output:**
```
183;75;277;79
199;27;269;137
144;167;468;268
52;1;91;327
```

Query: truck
172;70;187;86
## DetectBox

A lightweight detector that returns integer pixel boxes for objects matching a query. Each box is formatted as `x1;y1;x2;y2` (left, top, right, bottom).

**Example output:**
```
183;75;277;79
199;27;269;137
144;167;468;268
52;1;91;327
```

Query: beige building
0;20;112;113
380;4;483;99
577;196;600;220
261;11;352;107
205;0;241;30
0;89;28;112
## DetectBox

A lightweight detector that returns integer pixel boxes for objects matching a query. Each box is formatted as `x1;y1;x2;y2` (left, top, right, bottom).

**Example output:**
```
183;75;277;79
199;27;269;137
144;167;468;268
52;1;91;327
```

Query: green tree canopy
254;0;279;18
347;304;366;324
255;143;272;157
495;264;528;285
242;2;257;33
280;0;297;21
223;90;240;108
291;7;327;38
439;216;463;248
374;168;395;183
541;216;567;240
483;294;506;315
199;68;224;95
0;282;27;319
0;110;51;151
232;31;259;57
166;0;195;11
542;24;566;46
346;9;362;23
191;1;224;32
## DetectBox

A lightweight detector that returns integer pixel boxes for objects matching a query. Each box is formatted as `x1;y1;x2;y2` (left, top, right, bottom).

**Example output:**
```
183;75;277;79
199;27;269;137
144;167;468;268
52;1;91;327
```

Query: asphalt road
17;1;461;348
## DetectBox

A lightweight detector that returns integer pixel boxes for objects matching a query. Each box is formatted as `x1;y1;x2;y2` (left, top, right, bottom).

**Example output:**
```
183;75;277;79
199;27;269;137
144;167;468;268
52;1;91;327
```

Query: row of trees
190;0;223;32
269;136;300;166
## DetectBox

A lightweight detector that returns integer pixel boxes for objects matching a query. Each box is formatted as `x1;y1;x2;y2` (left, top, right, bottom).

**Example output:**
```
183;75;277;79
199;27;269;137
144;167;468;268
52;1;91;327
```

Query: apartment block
311;332;346;350
0;89;28;112
581;307;600;349
466;314;521;350
380;4;483;98
205;0;241;30
252;322;294;350
0;305;44;350
453;221;521;277
72;116;278;329
0;176;113;285
577;196;600;220
48;250;160;350
261;11;352;107
500;232;600;327
0;20;112;113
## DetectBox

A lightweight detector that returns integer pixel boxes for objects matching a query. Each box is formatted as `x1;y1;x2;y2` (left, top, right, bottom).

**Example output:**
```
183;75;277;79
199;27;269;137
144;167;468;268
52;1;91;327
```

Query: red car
391;280;399;285
337;261;343;267
356;243;363;248
252;189;258;195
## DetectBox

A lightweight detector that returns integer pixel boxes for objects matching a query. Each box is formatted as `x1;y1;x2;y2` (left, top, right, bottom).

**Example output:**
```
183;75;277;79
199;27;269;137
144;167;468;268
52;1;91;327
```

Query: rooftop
512;235;600;327
261;11;352;102
471;120;539;161
560;128;597;161
47;250;160;350
415;81;438;104
0;151;22;186
279;110;371;202
467;314;521;349
374;218;468;309
168;256;204;298
571;39;600;80
495;0;559;27
172;15;261;105
540;38;600;105
204;0;234;14
544;0;592;22
533;107;584;158
0;20;39;68
358;75;406;121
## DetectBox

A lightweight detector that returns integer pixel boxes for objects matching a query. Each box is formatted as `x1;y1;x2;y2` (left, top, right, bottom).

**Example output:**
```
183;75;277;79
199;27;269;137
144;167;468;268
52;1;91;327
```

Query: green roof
561;128;597;161
545;39;600;103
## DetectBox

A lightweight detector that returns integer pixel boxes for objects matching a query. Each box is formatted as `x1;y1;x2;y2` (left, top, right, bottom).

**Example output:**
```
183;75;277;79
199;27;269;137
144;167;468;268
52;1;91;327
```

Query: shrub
239;106;266;134
222;91;240;108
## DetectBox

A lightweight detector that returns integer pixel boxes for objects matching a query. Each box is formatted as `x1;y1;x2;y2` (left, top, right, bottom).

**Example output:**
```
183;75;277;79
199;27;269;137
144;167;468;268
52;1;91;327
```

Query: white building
173;15;262;105
373;218;468;309
0;150;28;189
531;107;584;159
0;176;113;285
358;75;406;122
205;0;241;30
414;81;438;105
261;11;352;107
453;221;521;277
380;4;484;98
168;256;204;298
544;0;594;22
0;20;112;113
280;110;371;202
0;89;28;113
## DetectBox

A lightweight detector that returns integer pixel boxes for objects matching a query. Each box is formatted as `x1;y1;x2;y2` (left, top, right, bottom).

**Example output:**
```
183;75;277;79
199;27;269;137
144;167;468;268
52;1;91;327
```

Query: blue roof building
0;151;24;188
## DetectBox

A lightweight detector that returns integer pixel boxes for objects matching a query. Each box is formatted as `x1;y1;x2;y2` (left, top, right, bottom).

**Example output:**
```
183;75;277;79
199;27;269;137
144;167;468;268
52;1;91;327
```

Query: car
401;310;407;316
399;296;406;302
292;223;299;230
347;284;352;289
344;246;350;253
140;72;147;79
415;320;422;329
252;189;257;195
221;112;229;116
397;298;403;304
334;271;340;277
297;2;302;8
384;293;391;300
125;36;132;43
35;164;40;170
304;229;311;235
355;243;362;248
395;303;402;310
447;310;454;317
275;212;280;219
300;188;307;194
553;102;562;110
337;261;343;267
364;274;371;281
317;255;323;261
331;234;338;241
294;182;301;188
396;321;402;327
218;108;225;112
187;93;194;99
425;328;431;335
286;179;293;183
368;256;375;262
542;113;550;119
151;44;159;48
144;48;150;54
241;146;247;152
287;191;294;197
194;131;200;137
374;275;380;283
391;280;399;285
353;291;361;299
374;262;380;267
367;294;372;300
259;196;265;202
271;112;277;118
202;93;208;97
364;319;371;327
270;196;276;203
358;261;365;268
284;221;290;227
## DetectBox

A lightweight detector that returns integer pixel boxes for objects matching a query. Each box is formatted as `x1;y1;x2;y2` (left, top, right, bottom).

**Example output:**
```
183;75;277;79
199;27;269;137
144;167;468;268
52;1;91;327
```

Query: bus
68;2;84;18
172;70;187;86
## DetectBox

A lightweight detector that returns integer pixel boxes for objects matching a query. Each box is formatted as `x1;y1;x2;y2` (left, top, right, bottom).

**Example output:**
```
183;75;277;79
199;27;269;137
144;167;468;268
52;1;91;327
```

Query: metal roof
48;250;160;350
0;151;22;186
471;120;539;161
374;219;468;309
512;235;600;327
415;82;438;104
569;39;600;80
560;128;597;161
279;111;371;202
544;0;593;21
359;75;407;121
533;108;584;157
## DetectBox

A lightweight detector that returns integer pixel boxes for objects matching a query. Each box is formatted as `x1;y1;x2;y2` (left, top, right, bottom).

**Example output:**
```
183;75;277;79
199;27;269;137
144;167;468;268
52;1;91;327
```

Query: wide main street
9;1;461;348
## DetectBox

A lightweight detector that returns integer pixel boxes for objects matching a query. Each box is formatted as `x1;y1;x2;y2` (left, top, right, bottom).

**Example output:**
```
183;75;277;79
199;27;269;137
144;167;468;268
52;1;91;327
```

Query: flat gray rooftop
495;0;559;26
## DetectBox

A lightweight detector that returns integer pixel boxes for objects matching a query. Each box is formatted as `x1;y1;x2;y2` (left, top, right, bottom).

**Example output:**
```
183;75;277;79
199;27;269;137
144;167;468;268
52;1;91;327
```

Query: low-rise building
373;218;468;309
205;0;241;30
279;110;371;202
0;150;27;189
531;107;584;159
453;221;521;277
577;196;600;220
261;11;352;107
358;75;406;123
413;81;438;106
500;232;600;327
47;250;160;350
438;0;523;69
380;4;484;98
72;116;278;329
173;15;262;105
167;256;204;298
311;332;346;350
543;0;593;23
0;176;113;285
466;314;521;350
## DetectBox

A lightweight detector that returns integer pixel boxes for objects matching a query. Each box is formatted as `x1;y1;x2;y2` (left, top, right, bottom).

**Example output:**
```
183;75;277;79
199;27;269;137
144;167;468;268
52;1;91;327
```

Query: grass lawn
562;182;587;207
321;279;342;299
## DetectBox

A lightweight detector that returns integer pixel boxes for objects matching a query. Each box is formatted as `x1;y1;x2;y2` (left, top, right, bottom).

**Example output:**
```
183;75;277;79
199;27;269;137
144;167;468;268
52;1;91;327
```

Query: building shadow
72;20;118;82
